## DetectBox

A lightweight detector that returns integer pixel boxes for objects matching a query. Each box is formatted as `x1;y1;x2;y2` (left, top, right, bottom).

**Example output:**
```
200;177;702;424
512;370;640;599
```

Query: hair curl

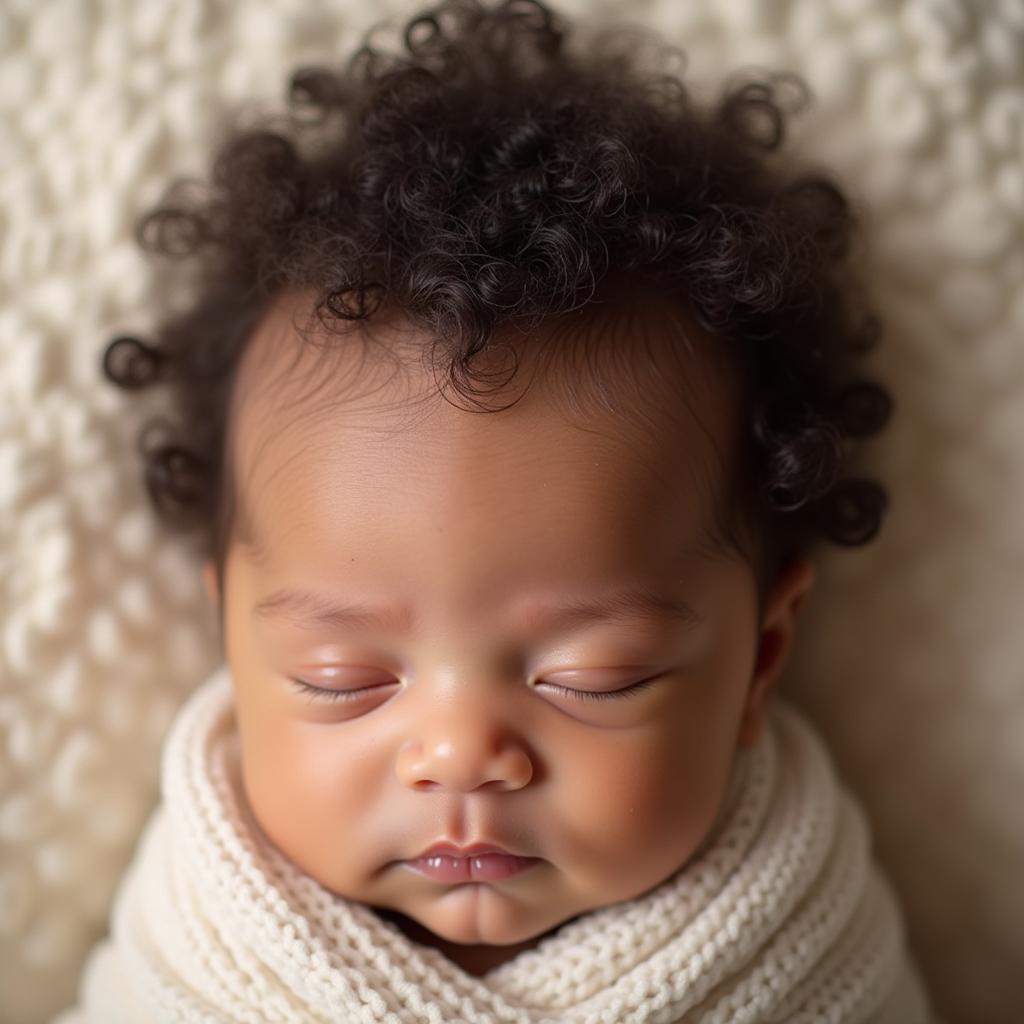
102;0;892;612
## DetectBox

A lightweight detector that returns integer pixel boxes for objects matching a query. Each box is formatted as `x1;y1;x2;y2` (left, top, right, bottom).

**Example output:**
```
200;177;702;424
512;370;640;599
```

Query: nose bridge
396;672;534;793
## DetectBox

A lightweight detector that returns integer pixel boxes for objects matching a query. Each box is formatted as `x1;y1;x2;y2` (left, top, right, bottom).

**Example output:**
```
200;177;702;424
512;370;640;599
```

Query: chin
377;902;548;951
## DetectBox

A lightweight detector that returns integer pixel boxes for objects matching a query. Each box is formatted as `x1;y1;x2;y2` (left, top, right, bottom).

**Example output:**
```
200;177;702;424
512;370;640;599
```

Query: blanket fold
58;667;935;1023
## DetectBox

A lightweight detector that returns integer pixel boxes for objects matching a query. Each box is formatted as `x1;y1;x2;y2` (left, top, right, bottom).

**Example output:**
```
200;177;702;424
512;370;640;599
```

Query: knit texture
56;666;934;1024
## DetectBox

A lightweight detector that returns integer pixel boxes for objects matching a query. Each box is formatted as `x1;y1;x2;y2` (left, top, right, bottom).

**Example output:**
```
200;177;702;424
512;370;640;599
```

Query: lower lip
404;853;541;883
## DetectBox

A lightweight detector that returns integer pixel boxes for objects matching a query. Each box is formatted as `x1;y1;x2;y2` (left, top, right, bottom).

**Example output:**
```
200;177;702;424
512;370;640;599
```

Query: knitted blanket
57;667;934;1024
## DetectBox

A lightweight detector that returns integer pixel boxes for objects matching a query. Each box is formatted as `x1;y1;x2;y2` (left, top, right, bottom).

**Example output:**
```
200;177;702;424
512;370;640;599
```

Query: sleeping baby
59;0;938;1020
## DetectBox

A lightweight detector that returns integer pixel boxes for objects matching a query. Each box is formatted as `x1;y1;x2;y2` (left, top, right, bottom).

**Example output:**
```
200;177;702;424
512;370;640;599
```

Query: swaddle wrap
58;666;935;1023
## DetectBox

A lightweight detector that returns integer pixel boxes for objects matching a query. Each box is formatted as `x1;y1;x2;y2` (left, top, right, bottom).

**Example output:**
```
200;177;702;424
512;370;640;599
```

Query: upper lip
414;841;518;859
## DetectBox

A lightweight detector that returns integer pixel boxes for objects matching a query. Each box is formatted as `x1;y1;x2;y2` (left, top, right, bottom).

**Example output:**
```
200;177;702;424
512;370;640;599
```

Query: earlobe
736;557;816;749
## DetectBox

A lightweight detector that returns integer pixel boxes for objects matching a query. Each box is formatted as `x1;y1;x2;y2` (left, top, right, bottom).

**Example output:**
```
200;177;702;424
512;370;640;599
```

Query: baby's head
105;0;890;972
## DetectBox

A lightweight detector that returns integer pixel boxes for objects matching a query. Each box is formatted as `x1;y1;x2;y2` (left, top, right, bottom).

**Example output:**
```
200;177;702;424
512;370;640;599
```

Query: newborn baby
60;0;937;1020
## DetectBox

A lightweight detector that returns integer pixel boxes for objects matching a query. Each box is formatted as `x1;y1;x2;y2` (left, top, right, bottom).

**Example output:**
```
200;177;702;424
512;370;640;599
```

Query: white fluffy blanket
1;2;1021;1023
57;668;934;1024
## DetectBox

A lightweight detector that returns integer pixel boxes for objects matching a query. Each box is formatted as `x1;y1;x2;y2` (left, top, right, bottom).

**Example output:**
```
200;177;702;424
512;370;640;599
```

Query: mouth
402;851;542;883
401;839;543;883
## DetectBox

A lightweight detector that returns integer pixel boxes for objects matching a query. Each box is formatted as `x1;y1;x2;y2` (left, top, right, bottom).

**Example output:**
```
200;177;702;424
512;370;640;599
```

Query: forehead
225;284;741;568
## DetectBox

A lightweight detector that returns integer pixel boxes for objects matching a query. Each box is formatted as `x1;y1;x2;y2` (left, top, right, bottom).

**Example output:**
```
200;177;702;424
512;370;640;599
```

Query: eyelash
544;677;659;702
287;676;660;704
289;678;380;704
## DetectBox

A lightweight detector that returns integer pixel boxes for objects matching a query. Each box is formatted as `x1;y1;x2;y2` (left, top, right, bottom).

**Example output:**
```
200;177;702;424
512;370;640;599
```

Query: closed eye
288;678;393;704
288;674;662;705
539;675;661;702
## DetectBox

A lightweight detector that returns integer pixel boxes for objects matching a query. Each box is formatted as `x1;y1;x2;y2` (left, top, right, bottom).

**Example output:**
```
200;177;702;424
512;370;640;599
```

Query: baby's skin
201;280;815;976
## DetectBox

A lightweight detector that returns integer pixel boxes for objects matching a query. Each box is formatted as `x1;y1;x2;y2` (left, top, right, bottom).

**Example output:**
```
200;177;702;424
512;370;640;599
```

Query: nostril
481;777;514;792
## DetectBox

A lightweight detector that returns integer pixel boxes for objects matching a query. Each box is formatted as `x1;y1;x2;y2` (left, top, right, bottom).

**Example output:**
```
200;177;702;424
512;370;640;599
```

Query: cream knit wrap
59;667;935;1024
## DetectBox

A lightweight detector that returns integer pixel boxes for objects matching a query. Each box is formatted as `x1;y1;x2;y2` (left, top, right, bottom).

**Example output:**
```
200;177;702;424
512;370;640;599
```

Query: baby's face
205;287;813;971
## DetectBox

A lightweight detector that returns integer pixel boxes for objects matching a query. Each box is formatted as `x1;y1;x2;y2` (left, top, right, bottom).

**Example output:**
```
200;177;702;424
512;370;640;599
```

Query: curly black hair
102;0;891;614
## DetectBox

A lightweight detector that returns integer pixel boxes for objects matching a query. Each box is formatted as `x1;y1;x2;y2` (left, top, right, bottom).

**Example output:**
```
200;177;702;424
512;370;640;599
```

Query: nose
395;706;534;793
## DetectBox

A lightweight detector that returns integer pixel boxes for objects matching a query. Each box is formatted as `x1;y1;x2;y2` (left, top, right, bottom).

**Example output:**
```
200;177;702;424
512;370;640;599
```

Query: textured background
1;1;1021;1022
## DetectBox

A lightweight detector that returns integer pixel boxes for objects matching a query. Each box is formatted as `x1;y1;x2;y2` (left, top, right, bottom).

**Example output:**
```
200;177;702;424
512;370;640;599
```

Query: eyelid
537;674;662;702
288;677;394;704
540;666;654;685
287;667;664;705
302;665;394;685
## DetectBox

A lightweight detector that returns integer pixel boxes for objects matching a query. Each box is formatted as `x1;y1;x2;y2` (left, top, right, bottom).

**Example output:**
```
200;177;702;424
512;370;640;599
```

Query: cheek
564;717;735;864
234;698;382;873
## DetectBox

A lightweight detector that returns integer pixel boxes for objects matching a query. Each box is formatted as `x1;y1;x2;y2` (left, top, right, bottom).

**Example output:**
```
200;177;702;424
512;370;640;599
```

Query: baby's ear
202;559;220;609
735;557;816;749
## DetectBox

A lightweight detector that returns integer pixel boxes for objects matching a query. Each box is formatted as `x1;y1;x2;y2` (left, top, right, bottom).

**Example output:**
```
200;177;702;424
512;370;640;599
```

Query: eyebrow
252;583;704;634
